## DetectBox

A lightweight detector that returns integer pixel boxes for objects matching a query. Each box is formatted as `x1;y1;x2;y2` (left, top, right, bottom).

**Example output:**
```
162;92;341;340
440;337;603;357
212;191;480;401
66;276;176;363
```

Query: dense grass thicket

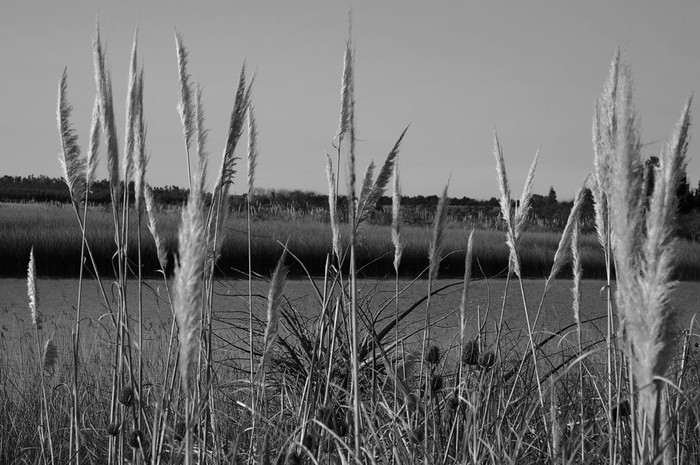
1;26;699;465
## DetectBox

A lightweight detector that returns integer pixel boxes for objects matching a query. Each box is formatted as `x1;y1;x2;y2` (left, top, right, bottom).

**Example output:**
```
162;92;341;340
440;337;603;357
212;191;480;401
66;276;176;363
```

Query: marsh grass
1;26;700;465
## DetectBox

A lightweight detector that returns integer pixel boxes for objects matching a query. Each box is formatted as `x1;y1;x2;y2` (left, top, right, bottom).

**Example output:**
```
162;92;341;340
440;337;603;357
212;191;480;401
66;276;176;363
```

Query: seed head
426;345;441;365
118;386;134;407
106;422;120;437
129;429;145;449
479;351;496;370
462;340;479;366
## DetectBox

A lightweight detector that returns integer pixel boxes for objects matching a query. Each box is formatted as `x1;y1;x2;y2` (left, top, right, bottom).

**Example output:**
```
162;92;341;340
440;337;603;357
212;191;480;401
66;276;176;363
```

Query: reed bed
1;26;699;465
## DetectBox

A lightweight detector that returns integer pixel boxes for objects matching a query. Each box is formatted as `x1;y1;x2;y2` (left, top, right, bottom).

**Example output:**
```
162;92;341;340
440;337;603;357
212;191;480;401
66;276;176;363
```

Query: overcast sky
1;1;699;199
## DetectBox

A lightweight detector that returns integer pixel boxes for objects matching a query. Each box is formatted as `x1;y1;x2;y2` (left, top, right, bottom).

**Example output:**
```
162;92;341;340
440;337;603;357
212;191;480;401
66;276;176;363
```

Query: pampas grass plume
86;96;100;188
173;179;205;395
57;69;86;202
428;181;450;282
175;32;194;157
122;29;139;186
27;248;41;329
392;163;403;272
247;105;258;200
460;230;474;347
548;184;586;282
43;339;58;373
144;185;168;271
514;147;539;236
326;154;341;259
93;25;121;199
259;248;289;373
195;84;209;193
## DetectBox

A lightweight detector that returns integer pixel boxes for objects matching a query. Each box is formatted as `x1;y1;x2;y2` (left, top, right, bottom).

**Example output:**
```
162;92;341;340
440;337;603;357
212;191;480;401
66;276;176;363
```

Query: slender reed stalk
247;104;258;401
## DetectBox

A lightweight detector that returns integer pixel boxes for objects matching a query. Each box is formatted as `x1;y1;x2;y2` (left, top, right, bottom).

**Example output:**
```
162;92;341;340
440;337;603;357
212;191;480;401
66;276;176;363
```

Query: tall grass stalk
246;104;258;403
338;31;363;460
57;68;88;463
592;51;620;460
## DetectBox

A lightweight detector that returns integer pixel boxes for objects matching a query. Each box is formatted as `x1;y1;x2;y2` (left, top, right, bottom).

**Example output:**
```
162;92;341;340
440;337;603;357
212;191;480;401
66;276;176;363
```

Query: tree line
3;173;700;237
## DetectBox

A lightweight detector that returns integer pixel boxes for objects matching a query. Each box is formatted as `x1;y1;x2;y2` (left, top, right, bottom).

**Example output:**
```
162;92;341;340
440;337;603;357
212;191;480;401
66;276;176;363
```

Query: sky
1;1;699;200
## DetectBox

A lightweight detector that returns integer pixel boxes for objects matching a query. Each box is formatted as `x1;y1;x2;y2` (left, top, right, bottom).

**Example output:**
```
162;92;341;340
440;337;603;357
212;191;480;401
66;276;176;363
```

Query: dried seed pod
447;391;460;411
129;429;145;449
426;345;441;365
106;422;120;437
118;386;134;407
462;340;479;366
174;421;186;441
479;351;496;370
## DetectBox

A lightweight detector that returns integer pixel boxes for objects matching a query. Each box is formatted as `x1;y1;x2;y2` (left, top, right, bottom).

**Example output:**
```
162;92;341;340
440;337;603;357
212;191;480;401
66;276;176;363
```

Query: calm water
2;277;700;351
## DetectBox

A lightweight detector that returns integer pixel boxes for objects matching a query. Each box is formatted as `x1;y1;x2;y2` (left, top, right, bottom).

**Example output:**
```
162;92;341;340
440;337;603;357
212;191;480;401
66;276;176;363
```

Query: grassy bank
6;201;700;280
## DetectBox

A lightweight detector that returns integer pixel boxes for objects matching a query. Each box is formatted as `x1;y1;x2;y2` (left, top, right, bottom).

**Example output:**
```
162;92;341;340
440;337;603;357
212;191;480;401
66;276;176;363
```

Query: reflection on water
2;277;699;353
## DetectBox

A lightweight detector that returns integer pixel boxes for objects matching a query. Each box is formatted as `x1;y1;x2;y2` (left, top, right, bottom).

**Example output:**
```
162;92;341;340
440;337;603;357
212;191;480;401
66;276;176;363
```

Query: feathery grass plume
392;164;403;272
357;161;375;220
93;25;120;199
338;35;353;142
144;185;168;271
258;248;289;374
195;84;209;193
356;127;407;225
43;339;58;373
175;32;195;186
246;105;258;200
122;29;139;186
326;154;341;259
514;148;539;237
57;69;87;202
591;50;620;251
460;230;474;347
173;178;206;395
132;70;147;212
571;217;582;325
493;134;520;276
213;65;253;199
635;98;691;428
86;96;100;188
27;248;41;329
428;181;450;282
85;97;100;190
339;36;357;218
606;56;693;443
547;184;586;281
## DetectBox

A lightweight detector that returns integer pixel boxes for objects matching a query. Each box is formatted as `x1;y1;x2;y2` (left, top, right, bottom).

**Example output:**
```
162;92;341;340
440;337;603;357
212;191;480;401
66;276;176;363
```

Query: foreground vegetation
1;25;699;465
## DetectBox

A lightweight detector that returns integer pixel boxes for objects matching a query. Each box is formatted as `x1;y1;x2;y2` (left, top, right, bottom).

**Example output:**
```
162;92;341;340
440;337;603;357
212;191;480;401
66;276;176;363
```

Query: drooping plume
57;69;86;203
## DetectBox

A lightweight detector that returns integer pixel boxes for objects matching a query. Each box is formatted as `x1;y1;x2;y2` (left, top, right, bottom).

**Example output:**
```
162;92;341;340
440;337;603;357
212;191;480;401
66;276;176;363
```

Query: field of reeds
2;26;700;465
5;201;700;282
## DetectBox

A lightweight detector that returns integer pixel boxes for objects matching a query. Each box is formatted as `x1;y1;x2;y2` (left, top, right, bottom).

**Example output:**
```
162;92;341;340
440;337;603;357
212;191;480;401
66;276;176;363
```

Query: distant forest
3;169;700;238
